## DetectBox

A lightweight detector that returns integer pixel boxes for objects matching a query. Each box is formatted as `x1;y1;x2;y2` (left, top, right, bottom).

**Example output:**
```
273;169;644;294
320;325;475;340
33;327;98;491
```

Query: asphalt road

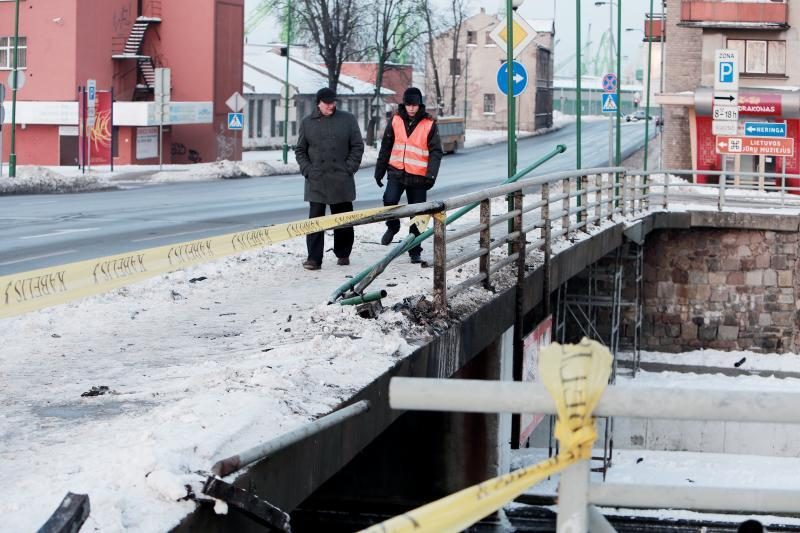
0;120;650;275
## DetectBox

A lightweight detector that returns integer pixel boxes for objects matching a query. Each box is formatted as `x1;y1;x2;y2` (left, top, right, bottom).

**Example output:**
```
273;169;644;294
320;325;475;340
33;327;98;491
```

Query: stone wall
643;228;800;353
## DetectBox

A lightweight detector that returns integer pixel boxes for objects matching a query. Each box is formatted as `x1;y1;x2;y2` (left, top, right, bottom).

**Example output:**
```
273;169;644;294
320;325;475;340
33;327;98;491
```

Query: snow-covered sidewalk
0;117;575;194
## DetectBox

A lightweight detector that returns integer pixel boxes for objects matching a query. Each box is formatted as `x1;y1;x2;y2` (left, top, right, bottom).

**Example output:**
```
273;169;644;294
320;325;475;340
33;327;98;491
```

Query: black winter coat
374;104;443;189
295;108;364;204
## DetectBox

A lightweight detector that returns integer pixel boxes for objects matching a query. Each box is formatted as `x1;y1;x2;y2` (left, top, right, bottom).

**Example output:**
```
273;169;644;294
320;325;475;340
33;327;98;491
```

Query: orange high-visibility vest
388;114;434;177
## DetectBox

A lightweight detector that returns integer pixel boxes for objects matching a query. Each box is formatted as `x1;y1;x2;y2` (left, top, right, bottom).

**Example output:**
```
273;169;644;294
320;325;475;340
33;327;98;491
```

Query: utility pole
616;0;622;169
644;0;654;171
576;0;581;171
9;0;21;177
282;0;292;165
506;0;516;181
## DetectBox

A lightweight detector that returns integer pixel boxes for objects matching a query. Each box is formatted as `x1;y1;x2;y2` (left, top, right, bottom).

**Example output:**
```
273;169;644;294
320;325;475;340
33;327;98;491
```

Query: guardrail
399;166;800;313
390;377;800;530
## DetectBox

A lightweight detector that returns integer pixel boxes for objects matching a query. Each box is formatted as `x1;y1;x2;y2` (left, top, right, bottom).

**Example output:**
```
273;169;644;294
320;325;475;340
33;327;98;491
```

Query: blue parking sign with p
719;61;735;83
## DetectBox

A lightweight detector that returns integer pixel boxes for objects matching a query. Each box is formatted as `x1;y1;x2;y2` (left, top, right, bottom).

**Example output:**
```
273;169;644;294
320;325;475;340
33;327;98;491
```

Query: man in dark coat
295;87;364;270
374;87;443;263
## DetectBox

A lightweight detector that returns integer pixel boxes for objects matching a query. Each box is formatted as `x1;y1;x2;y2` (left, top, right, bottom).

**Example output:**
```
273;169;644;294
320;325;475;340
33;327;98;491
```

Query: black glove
375;176;384;188
424;176;436;190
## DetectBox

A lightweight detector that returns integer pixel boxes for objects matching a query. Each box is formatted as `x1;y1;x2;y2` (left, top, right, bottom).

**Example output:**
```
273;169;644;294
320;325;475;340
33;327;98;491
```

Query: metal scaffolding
552;239;644;477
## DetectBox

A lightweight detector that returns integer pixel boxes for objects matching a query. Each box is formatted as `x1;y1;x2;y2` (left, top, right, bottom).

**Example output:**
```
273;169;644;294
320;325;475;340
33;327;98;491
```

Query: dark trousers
383;179;427;255
306;201;354;264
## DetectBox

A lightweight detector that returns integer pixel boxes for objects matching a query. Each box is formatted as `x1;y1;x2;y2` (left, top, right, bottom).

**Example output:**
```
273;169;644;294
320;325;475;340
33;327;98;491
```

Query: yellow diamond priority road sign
488;12;537;59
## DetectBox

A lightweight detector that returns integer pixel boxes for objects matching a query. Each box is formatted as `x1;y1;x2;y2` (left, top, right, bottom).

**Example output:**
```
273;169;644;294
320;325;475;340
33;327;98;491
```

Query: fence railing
399;167;800;313
390;377;800;529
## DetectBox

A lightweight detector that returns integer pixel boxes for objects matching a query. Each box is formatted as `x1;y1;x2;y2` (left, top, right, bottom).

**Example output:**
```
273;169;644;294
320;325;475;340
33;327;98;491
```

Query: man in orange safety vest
374;87;443;263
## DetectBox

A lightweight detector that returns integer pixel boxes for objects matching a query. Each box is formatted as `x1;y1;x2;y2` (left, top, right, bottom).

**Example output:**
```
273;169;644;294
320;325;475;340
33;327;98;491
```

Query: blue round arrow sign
497;61;528;97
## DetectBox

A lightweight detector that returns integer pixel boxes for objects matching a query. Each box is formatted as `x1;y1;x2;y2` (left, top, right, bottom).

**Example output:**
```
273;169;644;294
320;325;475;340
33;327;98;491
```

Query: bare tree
447;0;467;115
255;0;366;91
366;0;426;144
419;0;444;114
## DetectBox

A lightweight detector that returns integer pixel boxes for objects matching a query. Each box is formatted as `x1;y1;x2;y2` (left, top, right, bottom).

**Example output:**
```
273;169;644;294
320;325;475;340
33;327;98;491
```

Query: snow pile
0;166;112;194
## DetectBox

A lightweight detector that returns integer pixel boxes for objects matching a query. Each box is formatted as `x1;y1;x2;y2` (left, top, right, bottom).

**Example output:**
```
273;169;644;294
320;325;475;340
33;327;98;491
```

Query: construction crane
554;24;616;77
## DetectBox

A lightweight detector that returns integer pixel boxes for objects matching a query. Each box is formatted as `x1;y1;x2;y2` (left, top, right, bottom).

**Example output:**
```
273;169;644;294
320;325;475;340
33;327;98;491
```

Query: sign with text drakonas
738;94;782;116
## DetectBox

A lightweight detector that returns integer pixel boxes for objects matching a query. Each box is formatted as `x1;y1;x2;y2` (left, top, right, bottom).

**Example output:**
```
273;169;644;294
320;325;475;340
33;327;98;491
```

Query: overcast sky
245;0;657;76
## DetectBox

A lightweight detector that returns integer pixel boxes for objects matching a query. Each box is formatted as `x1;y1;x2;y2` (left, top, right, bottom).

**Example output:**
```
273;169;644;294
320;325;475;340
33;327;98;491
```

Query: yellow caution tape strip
1;205;402;319
361;338;612;533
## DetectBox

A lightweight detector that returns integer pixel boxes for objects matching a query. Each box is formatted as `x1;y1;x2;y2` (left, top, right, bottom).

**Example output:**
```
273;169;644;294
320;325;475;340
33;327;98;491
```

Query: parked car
625;110;654;122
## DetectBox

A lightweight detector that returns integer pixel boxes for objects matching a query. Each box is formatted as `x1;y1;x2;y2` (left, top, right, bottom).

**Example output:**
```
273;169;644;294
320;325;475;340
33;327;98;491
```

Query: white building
243;45;393;149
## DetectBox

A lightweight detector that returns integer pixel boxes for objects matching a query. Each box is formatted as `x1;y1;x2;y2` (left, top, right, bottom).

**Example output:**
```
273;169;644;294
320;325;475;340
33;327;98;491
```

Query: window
270;99;277;137
467;31;477;46
483;94;495;114
248;100;255;138
728;39;786;76
0;36;27;69
256;99;264;138
449;58;461;76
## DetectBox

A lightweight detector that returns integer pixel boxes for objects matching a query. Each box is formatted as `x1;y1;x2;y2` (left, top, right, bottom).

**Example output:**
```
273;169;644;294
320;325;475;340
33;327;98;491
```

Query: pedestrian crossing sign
227;112;244;130
601;93;618;114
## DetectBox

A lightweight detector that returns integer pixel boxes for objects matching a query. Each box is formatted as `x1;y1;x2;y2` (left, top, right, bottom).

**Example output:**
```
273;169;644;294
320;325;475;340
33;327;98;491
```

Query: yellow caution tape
361;338;612;533
0;205;402;319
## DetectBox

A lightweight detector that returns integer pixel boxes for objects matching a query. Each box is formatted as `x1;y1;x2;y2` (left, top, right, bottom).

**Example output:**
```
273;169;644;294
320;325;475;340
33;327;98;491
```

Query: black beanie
316;87;336;104
403;87;423;106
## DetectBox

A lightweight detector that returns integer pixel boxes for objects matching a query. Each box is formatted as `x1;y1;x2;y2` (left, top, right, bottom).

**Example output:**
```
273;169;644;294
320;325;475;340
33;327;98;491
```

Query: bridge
5;163;800;532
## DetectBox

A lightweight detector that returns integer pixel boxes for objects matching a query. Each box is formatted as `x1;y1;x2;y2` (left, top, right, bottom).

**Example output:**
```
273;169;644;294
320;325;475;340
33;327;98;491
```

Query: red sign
79;89;113;166
89;91;113;164
739;93;781;116
716;135;795;157
519;315;552;447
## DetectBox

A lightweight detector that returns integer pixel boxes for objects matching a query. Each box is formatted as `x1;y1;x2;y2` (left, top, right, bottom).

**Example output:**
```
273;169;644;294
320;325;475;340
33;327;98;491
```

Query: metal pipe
282;0;292;164
558;460;590;532
210;400;370;478
8;0;20;177
330;144;568;303
589;483;800;514
587;505;616;533
389;378;800;423
644;0;654;172
339;290;387;306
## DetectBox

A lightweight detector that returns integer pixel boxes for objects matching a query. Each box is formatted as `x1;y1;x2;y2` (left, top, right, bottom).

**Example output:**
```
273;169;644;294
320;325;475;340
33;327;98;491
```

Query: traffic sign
601;93;618;113
8;69;26;90
87;79;97;128
601;73;617;93
712;120;738;136
712;105;738;121
744;122;786;138
714;49;739;92
226;92;246;112
227;112;244;130
716;136;794;157
488;12;537;59
496;61;528;97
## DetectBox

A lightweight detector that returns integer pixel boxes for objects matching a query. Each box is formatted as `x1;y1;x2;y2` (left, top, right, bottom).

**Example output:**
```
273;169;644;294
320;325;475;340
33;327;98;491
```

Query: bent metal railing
378;167;800;314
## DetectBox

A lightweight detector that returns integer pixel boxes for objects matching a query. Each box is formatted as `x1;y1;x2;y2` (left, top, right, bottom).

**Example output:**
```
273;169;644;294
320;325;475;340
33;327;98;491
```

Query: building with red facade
0;0;243;167
657;0;797;182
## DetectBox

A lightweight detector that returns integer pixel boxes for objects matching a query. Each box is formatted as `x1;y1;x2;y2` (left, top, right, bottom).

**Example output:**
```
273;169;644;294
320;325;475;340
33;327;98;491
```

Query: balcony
643;15;665;42
680;0;788;30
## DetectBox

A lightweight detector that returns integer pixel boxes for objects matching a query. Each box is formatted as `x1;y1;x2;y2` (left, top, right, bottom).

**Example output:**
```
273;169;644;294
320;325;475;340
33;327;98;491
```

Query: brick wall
643;228;800;353
663;0;703;169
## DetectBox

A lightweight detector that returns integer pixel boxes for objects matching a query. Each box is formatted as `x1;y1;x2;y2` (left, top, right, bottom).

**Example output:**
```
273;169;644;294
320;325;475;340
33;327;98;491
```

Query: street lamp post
595;0;622;189
626;17;654;172
506;0;524;250
281;0;292;165
9;0;21;178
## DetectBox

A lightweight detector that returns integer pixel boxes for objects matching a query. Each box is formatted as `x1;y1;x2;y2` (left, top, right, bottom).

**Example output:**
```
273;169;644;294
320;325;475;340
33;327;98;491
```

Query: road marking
19;227;100;240
0;249;77;266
